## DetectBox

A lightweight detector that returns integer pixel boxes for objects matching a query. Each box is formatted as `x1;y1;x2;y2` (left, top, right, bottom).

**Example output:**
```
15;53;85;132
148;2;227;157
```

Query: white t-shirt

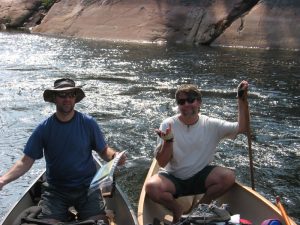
157;114;238;179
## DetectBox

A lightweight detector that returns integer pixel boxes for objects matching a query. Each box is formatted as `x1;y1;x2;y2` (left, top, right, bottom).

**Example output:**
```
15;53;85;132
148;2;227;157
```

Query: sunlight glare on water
0;32;299;223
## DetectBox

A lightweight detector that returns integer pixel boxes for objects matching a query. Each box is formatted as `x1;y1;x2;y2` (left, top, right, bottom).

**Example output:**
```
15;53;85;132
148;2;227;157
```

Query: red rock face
0;0;42;27
213;2;300;50
1;0;299;50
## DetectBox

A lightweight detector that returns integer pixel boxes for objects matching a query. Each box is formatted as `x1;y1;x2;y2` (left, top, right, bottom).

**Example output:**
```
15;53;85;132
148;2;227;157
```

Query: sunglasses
56;92;76;99
176;97;197;105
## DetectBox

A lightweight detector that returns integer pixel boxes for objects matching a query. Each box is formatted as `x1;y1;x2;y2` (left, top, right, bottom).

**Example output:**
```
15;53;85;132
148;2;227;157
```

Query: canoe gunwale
0;170;44;225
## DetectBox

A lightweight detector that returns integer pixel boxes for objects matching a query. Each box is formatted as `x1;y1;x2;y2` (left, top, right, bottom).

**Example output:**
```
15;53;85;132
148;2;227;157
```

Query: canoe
1;156;138;225
138;159;296;225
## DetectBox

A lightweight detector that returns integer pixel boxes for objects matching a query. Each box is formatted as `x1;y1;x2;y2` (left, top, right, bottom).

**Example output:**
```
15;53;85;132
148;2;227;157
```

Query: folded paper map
88;151;126;196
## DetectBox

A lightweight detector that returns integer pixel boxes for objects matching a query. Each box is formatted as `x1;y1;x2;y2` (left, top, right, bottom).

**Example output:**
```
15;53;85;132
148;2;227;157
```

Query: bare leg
145;174;183;224
200;167;235;204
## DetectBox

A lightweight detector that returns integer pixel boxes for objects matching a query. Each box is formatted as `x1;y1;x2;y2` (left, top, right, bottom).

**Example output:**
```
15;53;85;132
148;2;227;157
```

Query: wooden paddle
238;87;255;190
246;113;255;190
276;196;292;225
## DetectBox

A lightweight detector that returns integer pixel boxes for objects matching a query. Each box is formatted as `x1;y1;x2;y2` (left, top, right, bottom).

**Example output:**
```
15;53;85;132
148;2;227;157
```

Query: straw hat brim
43;87;85;103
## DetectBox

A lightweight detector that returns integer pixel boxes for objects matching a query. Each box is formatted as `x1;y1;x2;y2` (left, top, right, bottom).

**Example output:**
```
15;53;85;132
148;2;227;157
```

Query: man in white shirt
145;81;249;223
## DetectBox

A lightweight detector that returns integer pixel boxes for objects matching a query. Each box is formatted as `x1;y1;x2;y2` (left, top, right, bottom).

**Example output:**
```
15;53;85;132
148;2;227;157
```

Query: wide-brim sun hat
43;78;85;103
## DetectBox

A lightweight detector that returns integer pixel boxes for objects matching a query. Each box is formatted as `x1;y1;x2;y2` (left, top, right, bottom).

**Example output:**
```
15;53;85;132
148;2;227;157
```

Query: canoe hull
138;159;296;225
1;157;138;225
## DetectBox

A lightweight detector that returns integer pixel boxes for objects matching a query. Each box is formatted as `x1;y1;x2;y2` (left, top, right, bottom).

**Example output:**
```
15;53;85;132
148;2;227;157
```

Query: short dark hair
175;84;202;102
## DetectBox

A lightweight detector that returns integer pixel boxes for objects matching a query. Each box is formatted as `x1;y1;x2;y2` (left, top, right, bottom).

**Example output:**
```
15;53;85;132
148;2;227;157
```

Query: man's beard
181;107;199;117
57;104;74;114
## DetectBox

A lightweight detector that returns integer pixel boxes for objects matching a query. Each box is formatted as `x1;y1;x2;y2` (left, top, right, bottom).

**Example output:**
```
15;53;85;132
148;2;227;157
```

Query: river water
0;32;299;223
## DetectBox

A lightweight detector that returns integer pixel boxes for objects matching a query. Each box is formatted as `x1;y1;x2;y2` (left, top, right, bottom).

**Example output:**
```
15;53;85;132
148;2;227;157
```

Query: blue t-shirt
24;111;107;188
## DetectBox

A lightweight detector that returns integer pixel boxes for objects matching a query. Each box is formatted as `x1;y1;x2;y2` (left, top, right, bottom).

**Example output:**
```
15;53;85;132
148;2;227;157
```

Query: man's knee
223;169;235;186
145;178;167;202
213;170;235;194
207;167;235;187
145;180;157;196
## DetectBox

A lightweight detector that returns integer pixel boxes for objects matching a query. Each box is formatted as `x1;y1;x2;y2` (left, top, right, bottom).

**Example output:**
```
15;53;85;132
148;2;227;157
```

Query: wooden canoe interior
138;159;296;225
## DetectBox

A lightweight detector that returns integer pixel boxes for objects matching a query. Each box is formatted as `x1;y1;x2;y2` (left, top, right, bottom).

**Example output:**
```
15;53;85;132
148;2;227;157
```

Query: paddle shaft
238;89;255;190
276;196;292;225
247;122;255;190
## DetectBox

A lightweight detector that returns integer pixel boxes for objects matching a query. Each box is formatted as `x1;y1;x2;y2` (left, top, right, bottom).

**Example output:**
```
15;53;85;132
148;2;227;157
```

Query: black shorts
159;165;216;198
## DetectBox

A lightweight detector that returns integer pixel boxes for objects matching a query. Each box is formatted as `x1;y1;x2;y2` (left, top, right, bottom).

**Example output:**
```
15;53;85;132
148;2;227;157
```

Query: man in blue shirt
0;78;124;223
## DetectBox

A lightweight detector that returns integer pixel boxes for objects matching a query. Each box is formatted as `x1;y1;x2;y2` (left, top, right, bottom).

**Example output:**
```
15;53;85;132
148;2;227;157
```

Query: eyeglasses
176;97;197;105
56;92;76;99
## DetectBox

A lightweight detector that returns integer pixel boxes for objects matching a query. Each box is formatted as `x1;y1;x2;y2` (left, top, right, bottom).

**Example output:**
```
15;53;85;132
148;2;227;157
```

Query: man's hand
155;123;174;167
155;123;173;142
237;80;249;100
0;177;5;190
115;152;126;166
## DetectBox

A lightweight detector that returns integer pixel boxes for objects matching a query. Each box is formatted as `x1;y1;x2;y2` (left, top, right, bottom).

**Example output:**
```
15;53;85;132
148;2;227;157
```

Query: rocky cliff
1;0;299;50
0;0;44;29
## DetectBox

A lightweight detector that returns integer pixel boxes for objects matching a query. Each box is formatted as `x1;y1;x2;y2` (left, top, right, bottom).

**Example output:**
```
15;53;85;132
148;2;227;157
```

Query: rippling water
0;32;299;223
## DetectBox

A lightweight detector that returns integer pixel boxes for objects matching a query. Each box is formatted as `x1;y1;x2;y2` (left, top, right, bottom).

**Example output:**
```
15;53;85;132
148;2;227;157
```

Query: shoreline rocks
0;0;43;28
1;0;299;50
